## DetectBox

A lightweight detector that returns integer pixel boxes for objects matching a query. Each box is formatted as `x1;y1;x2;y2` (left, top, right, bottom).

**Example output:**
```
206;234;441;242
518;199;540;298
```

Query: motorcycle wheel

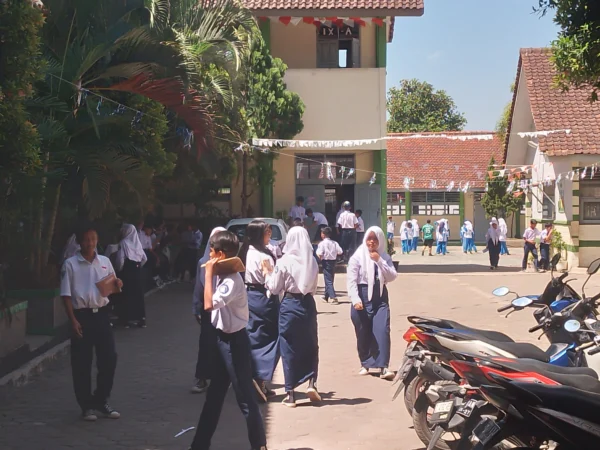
404;374;425;414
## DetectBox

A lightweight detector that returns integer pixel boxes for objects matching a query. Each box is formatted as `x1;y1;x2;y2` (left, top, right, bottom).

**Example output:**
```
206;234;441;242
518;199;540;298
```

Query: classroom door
355;184;382;229
296;185;325;215
473;200;487;242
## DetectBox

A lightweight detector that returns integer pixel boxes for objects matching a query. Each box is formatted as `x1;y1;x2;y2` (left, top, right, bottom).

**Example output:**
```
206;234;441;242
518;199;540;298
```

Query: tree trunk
42;183;61;266
241;151;248;217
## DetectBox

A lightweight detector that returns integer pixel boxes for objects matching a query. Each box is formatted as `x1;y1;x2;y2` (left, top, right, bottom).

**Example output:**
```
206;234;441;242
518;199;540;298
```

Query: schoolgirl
499;218;510;255
486;218;502;270
347;227;398;380
437;220;449;255
115;224;147;327
239;220;280;402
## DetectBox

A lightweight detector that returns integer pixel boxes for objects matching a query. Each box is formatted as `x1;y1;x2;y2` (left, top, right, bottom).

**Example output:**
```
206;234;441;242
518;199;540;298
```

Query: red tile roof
506;48;600;157
242;0;423;12
387;132;503;190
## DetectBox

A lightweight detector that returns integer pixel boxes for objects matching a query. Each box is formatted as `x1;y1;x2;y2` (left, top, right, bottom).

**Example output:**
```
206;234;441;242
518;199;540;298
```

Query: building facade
227;0;424;229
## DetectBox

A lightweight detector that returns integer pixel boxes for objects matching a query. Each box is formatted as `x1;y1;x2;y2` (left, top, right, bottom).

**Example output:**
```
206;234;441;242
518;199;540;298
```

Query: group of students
189;219;398;450
386;217;452;256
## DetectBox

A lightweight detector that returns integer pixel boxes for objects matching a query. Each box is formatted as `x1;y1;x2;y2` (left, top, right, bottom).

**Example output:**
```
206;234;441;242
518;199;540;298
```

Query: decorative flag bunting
446;181;454;192
429;180;437;189
347;168;355;177
369;173;376;186
403;177;412;190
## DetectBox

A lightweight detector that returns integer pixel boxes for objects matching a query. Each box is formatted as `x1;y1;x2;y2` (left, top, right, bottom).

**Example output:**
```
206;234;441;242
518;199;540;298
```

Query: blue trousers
322;260;337;300
401;239;410;253
437;241;447;255
191;329;266;450
351;283;391;369
500;241;510;255
411;237;419;251
341;229;356;262
247;289;280;382
462;237;476;252
523;242;539;270
540;243;551;270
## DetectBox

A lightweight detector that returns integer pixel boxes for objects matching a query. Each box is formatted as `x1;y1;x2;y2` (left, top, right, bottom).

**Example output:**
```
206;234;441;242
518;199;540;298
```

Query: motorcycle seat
489;357;598;378
407;316;515;343
483;341;550;362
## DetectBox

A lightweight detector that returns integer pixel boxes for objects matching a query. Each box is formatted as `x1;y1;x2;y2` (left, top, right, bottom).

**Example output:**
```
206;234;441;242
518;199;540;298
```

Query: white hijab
62;234;80;261
198;227;226;283
119;224;146;263
498;218;508;236
487;218;501;244
411;219;419;232
355;226;388;301
400;221;407;232
280;227;318;295
464;220;474;232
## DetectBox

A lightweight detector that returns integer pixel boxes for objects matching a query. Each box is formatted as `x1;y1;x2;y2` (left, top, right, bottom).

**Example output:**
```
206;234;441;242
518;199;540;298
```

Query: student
347;226;398;380
421;219;435;256
238;220;280;403
337;201;358;262
191;226;225;394
539;222;553;271
263;227;320;408
266;226;283;260
139;223;160;285
190;231;267;450
461;221;475;254
437;220;449;255
316;227;343;305
115;224;147;328
355;210;365;245
486;218;502;270
499;218;510;255
522;219;541;272
401;222;413;254
399;221;407;254
288;196;306;226
60;223;122;421
305;208;328;242
410;219;420;252
386;217;396;244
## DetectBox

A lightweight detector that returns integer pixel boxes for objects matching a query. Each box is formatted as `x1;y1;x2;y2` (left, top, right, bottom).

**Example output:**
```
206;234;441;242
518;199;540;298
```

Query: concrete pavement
2;251;600;450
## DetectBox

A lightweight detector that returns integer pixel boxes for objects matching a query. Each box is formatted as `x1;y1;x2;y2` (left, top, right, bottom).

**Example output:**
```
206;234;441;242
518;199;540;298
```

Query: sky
387;0;560;131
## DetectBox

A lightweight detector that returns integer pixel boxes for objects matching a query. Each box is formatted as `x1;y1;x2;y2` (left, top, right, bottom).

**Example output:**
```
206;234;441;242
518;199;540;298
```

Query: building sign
318;24;359;39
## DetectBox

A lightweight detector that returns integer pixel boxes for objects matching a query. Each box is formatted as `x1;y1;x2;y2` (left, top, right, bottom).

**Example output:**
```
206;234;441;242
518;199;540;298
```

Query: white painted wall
284;68;386;149
505;70;536;167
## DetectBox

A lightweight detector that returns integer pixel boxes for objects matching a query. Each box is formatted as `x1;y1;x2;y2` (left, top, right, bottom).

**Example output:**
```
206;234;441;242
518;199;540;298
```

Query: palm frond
146;0;170;30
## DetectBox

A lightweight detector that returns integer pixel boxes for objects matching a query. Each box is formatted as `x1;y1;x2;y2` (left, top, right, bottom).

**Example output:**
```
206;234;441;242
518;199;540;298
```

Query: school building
504;48;600;269
386;131;521;242
224;0;425;229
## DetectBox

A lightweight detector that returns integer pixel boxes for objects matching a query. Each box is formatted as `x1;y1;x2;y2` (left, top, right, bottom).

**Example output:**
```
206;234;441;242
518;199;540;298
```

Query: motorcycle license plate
430;400;454;424
457;399;477;418
472;418;501;446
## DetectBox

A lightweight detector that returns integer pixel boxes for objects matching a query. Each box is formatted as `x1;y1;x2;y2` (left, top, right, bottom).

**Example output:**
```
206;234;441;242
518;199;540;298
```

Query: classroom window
295;154;356;181
386;192;406;216
542;185;555;220
317;24;360;69
410;191;461;216
215;187;231;201
581;180;600;223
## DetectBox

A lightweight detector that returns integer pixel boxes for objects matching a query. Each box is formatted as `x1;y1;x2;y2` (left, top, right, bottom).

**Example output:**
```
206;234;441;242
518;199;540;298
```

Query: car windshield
228;224;283;242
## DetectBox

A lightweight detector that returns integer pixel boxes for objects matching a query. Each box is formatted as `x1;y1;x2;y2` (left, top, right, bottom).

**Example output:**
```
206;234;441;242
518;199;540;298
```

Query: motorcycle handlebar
497;304;512;313
558;272;568;281
588;346;600;356
529;322;545;333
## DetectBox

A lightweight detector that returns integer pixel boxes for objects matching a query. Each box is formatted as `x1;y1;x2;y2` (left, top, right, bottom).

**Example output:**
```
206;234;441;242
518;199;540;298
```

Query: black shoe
191;378;209;393
96;403;120;419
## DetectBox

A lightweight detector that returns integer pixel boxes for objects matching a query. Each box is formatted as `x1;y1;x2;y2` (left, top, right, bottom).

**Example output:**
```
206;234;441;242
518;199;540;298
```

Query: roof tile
387;132;503;190
242;0;423;11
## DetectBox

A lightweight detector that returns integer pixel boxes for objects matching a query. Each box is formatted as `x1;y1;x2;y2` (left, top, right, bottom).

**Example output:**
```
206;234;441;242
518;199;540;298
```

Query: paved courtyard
2;249;600;450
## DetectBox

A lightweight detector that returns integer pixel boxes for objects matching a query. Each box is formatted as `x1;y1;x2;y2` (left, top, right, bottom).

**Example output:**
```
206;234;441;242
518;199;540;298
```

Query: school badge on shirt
219;282;230;295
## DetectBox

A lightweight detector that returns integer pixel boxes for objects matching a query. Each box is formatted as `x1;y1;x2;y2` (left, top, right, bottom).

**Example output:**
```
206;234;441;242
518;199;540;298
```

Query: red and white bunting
260;16;388;27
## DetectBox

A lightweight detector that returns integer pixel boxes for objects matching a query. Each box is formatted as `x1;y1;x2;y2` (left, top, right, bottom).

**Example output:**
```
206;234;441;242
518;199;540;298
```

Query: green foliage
495;83;515;143
550;229;566;253
481;157;525;219
536;0;600;101
387;79;467;133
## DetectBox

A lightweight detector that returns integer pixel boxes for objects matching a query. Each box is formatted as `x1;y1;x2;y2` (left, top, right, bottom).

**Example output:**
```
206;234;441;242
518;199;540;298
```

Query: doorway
324;185;355;227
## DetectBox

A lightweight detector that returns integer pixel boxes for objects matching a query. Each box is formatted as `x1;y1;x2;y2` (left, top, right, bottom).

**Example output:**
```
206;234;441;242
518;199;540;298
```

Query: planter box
0;301;28;358
7;289;67;336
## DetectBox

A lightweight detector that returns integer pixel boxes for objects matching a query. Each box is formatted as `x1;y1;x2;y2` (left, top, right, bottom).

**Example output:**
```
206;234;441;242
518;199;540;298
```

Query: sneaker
253;379;267;403
331;298;339;305
96;403;120;419
380;369;395;381
321;296;329;303
306;386;322;403
82;409;97;421
282;395;297;408
191;378;208;393
358;367;369;376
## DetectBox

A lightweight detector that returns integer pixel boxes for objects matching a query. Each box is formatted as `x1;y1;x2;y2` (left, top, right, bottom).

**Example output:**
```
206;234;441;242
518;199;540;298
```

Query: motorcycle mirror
512;297;533;308
551;253;561;269
564;320;581;333
587;258;600;276
492;287;510;297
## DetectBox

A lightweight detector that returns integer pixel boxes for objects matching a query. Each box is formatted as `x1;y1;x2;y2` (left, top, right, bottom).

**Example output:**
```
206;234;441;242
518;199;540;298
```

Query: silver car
225;218;289;252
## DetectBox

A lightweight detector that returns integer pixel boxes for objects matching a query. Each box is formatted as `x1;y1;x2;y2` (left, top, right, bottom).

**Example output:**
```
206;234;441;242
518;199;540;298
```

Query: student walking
461;221;476;254
348;227;398;380
264;227;321;408
486;218;502;270
539;222;553;271
499;218;510;255
60;224;122;421
337;201;358;262
411;219;420;252
316;227;343;305
191;227;225;394
437;220;449;255
115;224;147;328
238;220;280;403
190;231;267;450
522;219;541;272
421;219;435;256
399;221;408;254
305;209;328;242
355;210;365;245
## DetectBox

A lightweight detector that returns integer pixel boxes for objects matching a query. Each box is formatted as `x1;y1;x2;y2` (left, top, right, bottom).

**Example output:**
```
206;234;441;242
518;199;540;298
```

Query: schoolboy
189;231;267;450
316;227;343;305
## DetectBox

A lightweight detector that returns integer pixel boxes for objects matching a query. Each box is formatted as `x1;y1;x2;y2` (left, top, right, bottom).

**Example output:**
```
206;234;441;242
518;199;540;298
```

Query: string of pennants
259;16;389;27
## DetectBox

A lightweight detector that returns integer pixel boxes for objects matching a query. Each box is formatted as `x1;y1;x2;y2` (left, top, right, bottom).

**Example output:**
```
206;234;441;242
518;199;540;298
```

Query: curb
0;283;171;387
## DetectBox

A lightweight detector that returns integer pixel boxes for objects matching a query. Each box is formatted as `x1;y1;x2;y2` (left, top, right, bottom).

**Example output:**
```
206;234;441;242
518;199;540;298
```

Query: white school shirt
211;273;249;333
138;231;153;250
357;217;365;233
462;227;473;239
265;263;318;296
244;246;273;285
312;212;329;226
316;238;343;261
347;253;397;306
523;227;541;242
338;210;358;229
387;221;395;234
289;205;306;221
401;227;413;240
60;252;116;310
540;229;552;243
266;240;282;259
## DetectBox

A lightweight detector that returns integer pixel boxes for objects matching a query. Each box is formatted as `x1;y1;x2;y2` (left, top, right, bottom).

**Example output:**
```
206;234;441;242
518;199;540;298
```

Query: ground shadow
395;264;523;274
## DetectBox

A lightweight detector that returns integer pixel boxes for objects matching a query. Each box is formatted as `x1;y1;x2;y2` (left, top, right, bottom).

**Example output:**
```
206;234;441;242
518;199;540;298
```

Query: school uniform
401;226;413;254
266;240;282;259
60;252;118;414
191;272;267;450
356;216;365;245
486;221;502;269
265;228;319;393
115;224;147;325
461;222;475;253
309;212;329;241
436;222;449;255
338;210;358;261
523;227;541;270
245;247;280;382
539;228;552;270
411;220;420;251
289;205;306;222
316;238;343;301
348;227;398;370
499;219;510;255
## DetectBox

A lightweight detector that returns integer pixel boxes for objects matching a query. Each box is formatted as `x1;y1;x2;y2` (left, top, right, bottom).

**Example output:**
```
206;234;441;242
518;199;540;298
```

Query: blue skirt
247;289;280;382
279;293;319;391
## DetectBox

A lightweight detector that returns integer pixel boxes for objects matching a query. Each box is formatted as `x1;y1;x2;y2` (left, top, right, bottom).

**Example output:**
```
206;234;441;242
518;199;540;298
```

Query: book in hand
201;257;246;275
95;273;121;297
